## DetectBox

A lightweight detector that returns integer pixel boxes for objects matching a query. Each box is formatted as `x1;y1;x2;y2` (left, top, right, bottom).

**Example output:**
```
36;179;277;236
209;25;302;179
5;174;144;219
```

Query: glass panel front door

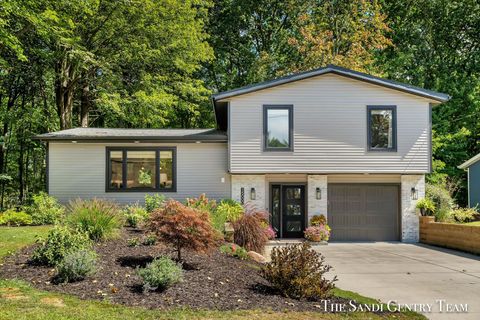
281;185;305;238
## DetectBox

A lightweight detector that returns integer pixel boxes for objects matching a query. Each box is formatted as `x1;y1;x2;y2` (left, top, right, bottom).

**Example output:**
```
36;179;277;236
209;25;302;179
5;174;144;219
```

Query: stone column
307;175;328;225
231;175;266;210
401;175;425;242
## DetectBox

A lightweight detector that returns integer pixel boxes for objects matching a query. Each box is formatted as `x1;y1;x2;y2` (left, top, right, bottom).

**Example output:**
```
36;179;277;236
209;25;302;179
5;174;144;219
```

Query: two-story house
36;65;449;242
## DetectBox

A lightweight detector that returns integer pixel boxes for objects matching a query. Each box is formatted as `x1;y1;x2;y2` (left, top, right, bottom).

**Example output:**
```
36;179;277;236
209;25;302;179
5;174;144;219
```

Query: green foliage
127;238;140;247
426;184;455;222
310;214;327;226
56;248;97;283
138;167;152;186
262;243;336;300
185;194;217;214
0;209;32;226
416;198;436;216
144;194;165;213
211;199;244;232
123;203;149;228
32;226;91;266
219;243;249;260
67;199;123;241
451;207;477;223
137;257;183;292
142;234;157;246
26;192;64;225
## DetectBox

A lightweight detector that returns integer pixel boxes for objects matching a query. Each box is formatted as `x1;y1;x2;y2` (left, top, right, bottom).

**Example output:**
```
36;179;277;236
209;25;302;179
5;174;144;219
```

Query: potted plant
304;215;330;244
416;198;435;216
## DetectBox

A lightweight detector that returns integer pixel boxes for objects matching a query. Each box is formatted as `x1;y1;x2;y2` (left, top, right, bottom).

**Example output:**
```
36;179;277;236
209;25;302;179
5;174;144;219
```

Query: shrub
451;207;477;223
232;212;268;253
26;192;64;225
123;203;149;228
32;226;91;266
147;200;219;261
67;198;123;241
137;257;183;291
310;214;327;226
211;199;244;232
426;183;454;222
262;242;336;300
186;193;217;214
145;194;165;213
56;248;97;283
304;225;331;242
0;209;32;226
220;243;249;260
142;234;157;246
127;238;140;247
416;198;436;216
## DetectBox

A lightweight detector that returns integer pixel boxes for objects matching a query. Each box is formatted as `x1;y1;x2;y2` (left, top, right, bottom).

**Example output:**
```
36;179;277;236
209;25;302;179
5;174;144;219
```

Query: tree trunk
55;56;76;130
80;81;90;127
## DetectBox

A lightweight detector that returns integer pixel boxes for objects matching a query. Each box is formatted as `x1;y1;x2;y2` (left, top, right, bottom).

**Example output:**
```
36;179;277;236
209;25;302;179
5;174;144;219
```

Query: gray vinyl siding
226;73;433;174
468;162;480;208
48;142;230;204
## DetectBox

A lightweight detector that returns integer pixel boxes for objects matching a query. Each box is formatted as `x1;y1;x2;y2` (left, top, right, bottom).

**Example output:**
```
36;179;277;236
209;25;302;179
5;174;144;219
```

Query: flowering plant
304;225;331;242
264;225;276;240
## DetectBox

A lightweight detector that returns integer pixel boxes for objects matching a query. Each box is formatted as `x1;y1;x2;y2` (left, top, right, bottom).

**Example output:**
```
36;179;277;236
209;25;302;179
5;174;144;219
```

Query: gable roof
35;128;227;142
211;65;450;131
212;65;450;102
459;153;480;169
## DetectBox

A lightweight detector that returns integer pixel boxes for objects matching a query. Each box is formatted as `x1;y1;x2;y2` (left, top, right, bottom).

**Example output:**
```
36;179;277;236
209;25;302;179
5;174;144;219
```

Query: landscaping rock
247;251;266;263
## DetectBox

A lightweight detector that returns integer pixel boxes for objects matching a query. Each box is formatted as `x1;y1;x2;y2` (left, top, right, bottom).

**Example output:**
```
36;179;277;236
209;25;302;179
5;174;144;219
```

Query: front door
271;185;306;238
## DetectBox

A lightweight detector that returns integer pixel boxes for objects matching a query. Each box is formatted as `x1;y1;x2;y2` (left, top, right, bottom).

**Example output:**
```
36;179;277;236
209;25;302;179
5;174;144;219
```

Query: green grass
464;221;480;226
0;226;51;259
0;226;425;320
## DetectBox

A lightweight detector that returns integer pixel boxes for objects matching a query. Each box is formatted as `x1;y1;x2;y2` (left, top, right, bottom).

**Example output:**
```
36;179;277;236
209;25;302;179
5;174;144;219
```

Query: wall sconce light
316;187;322;200
250;187;256;200
411;187;418;200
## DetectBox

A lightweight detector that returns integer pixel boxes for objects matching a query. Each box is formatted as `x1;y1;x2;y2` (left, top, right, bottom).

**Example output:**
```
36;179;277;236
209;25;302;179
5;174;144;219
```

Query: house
458;154;480;208
36;65;450;242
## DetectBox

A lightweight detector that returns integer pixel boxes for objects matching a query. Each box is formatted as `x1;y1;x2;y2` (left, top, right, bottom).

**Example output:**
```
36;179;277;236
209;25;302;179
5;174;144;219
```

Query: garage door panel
328;184;399;241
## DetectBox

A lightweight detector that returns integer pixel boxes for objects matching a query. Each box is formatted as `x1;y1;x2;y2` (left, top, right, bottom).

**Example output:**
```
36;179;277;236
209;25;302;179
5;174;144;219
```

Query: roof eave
33;136;228;143
458;154;480;170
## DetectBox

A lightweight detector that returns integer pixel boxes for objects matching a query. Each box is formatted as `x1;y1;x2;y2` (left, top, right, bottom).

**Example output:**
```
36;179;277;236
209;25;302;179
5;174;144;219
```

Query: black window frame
263;104;294;152
367;105;397;152
105;146;177;192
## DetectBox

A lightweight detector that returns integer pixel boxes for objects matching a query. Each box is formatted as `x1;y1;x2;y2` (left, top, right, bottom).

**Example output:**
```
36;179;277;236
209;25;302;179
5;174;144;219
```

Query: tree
147;200;219;261
379;0;480;204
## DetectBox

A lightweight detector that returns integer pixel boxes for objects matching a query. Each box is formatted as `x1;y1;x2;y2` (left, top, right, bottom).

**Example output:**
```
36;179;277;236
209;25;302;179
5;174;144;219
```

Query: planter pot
224;222;234;242
419;216;435;224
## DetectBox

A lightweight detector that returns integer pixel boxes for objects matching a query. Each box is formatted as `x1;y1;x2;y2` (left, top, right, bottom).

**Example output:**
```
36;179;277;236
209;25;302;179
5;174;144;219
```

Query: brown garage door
328;184;400;241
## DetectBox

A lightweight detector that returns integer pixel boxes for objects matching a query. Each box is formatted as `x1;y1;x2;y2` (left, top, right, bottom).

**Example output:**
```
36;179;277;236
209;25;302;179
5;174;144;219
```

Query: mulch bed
0;228;350;312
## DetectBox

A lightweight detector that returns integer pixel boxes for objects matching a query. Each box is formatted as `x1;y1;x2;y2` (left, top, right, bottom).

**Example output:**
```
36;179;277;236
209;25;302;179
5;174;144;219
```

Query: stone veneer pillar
401;174;425;242
307;175;328;224
231;175;266;210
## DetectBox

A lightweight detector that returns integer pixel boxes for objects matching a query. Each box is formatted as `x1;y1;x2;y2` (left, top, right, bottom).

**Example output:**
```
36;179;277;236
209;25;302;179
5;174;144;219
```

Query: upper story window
367;105;397;152
263;105;293;151
106;147;176;192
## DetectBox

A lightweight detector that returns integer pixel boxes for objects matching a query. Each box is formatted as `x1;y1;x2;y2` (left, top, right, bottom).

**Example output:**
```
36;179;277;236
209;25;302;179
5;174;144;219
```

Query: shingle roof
212;64;450;103
34;128;227;142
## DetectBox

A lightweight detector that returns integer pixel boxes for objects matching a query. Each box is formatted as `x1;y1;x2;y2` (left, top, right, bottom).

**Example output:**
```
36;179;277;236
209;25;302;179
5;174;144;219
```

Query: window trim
367;105;397;152
263;104;294;152
105;146;177;192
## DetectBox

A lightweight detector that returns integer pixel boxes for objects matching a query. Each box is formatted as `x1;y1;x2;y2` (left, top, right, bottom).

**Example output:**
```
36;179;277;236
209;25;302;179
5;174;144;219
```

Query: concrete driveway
314;243;480;320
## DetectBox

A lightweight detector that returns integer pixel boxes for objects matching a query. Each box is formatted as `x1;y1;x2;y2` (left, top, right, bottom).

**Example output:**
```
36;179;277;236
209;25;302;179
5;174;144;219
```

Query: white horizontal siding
49;142;230;204
227;73;431;174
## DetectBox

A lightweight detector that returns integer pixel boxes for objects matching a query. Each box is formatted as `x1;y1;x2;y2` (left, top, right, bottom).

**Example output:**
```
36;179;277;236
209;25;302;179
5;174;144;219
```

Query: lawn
0;226;426;320
465;221;480;226
0;226;51;259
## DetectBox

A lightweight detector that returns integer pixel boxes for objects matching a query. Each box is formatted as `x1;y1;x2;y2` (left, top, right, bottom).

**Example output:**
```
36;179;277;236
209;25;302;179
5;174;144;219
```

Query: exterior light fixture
411;187;418;200
316;187;322;200
250;187;256;200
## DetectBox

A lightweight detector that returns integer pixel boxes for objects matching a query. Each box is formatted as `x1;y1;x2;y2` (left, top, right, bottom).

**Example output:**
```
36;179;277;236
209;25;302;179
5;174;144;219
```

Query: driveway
314;243;480;320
